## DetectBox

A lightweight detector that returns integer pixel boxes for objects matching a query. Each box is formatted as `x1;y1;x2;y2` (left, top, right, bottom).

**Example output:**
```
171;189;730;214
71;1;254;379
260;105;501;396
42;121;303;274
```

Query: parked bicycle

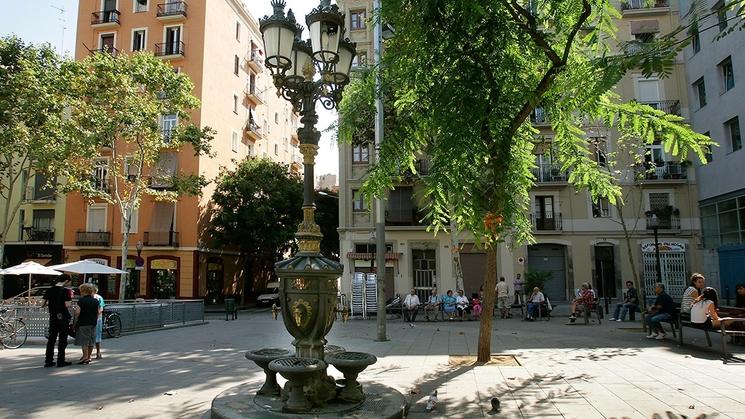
103;309;122;338
0;307;28;349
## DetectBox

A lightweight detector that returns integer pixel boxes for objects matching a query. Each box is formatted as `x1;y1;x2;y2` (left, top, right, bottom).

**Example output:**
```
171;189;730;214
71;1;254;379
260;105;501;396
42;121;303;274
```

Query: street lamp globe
306;0;344;64
649;213;659;229
260;0;297;72
287;39;313;83
331;38;356;84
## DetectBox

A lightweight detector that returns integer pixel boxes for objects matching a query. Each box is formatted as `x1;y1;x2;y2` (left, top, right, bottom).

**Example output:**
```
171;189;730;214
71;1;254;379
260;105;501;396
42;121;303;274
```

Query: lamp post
259;0;355;406
649;213;663;284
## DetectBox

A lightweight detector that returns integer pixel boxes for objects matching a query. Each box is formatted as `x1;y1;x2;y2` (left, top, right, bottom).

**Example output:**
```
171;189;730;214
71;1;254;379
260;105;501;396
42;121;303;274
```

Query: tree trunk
450;219;464;292
118;210;130;303
241;252;252;305
617;204;647;330
0;241;5;299
477;245;498;362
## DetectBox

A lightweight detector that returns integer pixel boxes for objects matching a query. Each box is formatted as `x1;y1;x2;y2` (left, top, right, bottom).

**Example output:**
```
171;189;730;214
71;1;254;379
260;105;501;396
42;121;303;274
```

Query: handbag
67;322;76;337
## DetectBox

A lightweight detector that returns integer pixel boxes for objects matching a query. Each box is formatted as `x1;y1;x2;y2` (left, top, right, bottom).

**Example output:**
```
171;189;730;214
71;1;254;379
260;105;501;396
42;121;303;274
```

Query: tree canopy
210;158;303;298
337;0;719;361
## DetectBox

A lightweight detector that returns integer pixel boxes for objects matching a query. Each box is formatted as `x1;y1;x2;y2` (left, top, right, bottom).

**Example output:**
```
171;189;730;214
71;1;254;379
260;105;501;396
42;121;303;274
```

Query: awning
346;252;400;261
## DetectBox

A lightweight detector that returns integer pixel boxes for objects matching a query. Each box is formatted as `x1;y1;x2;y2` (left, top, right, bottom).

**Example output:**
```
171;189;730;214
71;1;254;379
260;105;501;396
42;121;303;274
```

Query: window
134;0;148;13
121;207;138;234
233;94;239;114
352;52;367;67
720;57;735;92
352;189;367;212
92;158;109;191
274;144;279;155
99;33;115;53
693;77;706;109
725;117;742;152
161;114;178;143
352;144;369;163
246;143;254;157
716;1;727;31
648;192;670;212
588;137;607;166
17;209;24;240
692;31;700;54
132;29;146;51
234;55;240;75
274;112;279;124
32;209;55;238
236;22;241;41
703;131;713;162
231;131;239;153
592;198;610;218
634;32;655;43
646;142;665;166
386;187;414;225
87;205;107;232
350;10;366;30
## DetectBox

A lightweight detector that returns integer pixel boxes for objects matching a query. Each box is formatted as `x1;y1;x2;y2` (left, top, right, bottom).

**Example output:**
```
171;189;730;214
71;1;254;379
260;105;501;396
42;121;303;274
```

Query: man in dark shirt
645;282;675;340
42;274;72;367
611;281;639;322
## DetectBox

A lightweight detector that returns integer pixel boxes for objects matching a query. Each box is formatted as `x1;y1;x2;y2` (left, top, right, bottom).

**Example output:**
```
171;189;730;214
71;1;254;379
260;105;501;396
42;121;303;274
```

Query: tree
0;37;97;297
209;158;303;302
315;190;340;260
62;51;214;302
347;0;714;362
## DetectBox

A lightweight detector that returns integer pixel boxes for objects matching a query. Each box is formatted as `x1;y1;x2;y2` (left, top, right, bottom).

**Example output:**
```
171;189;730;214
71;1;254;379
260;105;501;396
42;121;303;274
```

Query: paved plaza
1;307;744;419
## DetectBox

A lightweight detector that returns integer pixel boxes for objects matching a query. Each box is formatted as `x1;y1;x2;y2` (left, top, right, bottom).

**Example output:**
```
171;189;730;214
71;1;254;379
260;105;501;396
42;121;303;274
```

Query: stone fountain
210;1;407;417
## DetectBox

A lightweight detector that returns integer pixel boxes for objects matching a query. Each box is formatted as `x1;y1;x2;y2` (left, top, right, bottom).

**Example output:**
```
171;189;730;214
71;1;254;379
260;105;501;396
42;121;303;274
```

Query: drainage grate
449;354;521;366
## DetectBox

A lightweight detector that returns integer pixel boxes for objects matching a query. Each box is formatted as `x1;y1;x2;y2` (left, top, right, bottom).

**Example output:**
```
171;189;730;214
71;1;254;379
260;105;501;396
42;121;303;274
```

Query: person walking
74;284;101;364
42;274;73;367
92;286;105;359
513;273;524;306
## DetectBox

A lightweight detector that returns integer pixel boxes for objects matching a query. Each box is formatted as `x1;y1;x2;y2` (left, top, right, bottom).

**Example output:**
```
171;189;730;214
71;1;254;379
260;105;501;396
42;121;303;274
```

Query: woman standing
74;284;101;364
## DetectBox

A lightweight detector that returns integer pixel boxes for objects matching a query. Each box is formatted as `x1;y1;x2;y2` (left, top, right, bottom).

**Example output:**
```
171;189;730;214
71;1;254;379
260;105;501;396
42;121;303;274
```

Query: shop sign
151;259;177;270
641;242;686;253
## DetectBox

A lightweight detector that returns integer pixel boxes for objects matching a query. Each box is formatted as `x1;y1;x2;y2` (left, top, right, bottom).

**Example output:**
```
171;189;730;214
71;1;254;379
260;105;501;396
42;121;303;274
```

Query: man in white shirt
455;289;470;321
526;287;546;321
496;277;510;319
424;289;441;321
403;289;421;322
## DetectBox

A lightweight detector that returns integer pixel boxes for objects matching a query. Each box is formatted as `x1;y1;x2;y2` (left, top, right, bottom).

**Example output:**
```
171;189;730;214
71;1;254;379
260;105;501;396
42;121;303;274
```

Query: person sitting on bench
424;289;441;321
691;287;736;329
403;289;420;322
610;281;639;322
526;287;545;321
442;290;457;320
645;282;676;340
455;289;470;321
735;284;745;309
681;273;705;319
568;283;594;324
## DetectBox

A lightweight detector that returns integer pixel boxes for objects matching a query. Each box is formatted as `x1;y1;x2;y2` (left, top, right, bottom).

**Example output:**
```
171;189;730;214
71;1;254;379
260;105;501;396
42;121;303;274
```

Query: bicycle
103;309;122;338
0;307;28;349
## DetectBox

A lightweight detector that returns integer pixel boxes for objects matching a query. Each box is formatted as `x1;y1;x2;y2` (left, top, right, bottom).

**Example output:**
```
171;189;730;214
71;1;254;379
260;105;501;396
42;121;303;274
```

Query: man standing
645;283;675;340
513;273;524;305
42;274;72;367
496;277;510;319
403;288;420;323
610;281;639;322
424;289;441;321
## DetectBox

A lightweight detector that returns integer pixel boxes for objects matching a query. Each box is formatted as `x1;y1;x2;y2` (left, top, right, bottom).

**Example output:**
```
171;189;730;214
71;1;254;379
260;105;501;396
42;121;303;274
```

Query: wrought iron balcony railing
76;231;111;247
640;100;681;116
144;231;179;247
530;212;563;231
157;1;188;18
155;41;185;57
621;0;669;10
91;9;120;25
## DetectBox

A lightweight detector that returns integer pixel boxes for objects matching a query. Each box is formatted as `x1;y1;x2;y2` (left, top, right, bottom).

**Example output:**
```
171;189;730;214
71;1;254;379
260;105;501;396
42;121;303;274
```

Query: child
471;293;482;320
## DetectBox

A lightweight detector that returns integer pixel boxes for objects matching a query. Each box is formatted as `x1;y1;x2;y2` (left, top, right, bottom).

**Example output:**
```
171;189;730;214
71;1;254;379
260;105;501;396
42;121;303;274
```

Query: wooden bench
678;306;745;363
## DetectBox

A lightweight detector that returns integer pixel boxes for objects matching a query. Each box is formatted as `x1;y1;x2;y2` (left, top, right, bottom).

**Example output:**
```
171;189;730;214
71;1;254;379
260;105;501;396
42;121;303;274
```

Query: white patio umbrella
0;261;62;295
49;260;128;282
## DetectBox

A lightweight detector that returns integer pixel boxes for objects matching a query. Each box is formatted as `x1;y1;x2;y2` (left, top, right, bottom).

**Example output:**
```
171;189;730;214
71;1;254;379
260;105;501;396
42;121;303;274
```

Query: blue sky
0;0;339;180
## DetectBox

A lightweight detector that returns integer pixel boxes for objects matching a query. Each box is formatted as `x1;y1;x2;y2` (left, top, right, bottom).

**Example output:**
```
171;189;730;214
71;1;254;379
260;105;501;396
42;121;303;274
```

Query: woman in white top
690;287;734;329
681;273;705;315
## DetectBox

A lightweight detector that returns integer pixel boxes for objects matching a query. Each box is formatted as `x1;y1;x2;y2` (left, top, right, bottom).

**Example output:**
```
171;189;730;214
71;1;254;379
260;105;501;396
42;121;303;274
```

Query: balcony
385;207;426;227
76;231;111;247
24;186;56;202
155;41;185;59
144;231;179;247
531;165;568;184
245;120;262;141
414;157;431;176
89;46;119;57
91;10;120;28
637;161;688;182
156;2;188;21
621;0;669;11
530;212;563;231
645;211;681;231
530;107;549;125
247;50;264;73
640;100;681;116
245;83;264;105
24;228;55;242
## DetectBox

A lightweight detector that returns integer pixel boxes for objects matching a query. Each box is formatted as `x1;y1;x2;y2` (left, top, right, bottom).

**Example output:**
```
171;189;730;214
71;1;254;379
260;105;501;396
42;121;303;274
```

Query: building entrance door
412;249;436;302
594;245;617;299
528;244;567;300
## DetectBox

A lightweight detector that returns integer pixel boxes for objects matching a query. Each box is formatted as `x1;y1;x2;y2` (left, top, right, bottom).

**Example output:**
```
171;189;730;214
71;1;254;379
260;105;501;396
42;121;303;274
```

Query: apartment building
337;0;703;304
0;172;65;298
681;0;745;300
65;0;299;302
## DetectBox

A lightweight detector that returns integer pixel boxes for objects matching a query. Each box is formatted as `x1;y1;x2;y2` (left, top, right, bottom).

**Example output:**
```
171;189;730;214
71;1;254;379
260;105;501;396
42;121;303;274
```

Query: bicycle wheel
105;313;122;338
1;318;28;349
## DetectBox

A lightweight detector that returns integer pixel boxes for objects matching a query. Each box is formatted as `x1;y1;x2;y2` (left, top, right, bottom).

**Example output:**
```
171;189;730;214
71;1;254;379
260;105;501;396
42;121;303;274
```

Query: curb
20;321;210;346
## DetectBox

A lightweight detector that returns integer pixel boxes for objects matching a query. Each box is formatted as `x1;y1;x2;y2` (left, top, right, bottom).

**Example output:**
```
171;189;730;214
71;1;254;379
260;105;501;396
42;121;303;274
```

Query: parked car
256;282;280;307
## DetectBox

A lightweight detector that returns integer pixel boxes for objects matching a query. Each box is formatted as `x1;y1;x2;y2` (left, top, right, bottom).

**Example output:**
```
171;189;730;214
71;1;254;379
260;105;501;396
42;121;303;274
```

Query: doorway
594;245;617;299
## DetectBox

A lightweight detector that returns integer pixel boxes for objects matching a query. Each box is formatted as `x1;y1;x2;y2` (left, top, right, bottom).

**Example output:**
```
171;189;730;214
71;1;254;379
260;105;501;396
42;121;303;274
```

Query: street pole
373;0;388;342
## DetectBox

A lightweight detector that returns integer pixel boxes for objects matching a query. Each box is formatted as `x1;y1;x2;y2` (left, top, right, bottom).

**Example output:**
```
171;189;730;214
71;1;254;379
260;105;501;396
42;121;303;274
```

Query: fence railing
4;299;205;338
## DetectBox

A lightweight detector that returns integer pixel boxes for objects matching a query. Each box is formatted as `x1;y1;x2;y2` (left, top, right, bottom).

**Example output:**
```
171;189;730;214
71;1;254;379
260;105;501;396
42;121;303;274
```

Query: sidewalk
1;309;744;418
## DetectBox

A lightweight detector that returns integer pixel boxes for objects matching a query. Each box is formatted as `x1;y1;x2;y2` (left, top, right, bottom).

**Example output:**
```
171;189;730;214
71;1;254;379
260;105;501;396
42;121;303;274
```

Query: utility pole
373;0;388;342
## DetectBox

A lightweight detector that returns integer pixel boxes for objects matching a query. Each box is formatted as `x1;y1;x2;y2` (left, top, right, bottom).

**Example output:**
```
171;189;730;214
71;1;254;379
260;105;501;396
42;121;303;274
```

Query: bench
576;302;602;325
678;306;745;363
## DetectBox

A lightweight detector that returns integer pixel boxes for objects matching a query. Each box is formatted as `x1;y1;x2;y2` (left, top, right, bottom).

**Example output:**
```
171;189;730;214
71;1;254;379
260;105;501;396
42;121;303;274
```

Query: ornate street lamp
649;213;663;284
